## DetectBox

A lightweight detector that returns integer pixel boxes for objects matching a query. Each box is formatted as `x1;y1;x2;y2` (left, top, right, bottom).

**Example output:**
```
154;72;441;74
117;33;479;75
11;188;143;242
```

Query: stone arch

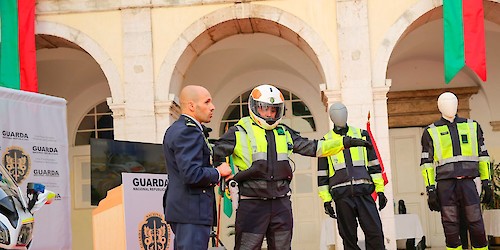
36;21;123;104
155;3;338;104
372;0;500;88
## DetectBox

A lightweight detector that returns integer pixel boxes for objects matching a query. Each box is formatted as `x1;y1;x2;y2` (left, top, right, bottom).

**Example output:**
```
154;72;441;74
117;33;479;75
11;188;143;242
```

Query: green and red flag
0;0;38;92
443;0;486;84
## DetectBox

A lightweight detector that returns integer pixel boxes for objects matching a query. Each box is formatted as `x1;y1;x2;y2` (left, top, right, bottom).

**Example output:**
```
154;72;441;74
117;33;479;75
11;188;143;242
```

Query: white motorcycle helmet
248;84;285;130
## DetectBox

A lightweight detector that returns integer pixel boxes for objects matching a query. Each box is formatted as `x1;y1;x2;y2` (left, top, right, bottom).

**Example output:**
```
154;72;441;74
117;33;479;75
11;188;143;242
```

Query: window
75;101;114;145
219;88;316;134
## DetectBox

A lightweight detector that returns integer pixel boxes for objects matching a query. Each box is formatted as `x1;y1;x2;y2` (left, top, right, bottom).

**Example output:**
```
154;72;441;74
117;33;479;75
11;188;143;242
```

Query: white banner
122;172;174;250
0;87;71;249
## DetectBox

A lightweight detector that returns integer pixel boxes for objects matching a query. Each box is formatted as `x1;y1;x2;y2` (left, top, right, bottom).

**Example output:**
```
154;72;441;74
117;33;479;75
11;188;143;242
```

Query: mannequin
420;92;492;249
318;102;387;250
437;92;458;122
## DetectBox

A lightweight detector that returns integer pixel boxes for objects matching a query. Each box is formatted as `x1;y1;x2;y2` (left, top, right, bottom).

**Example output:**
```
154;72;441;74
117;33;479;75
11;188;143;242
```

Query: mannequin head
329;102;348;128
437;92;458;122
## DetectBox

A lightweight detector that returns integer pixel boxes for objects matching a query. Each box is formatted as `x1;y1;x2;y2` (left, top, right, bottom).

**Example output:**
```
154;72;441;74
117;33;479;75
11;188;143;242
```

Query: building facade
33;0;500;249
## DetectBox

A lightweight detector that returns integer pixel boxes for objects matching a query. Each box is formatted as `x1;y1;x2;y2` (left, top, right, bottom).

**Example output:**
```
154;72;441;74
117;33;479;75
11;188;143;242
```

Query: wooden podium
92;185;126;250
92;173;172;250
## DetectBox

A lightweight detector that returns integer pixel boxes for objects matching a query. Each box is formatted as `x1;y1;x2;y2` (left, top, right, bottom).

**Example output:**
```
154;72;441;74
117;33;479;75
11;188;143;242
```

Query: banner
122;173;174;250
0;87;71;249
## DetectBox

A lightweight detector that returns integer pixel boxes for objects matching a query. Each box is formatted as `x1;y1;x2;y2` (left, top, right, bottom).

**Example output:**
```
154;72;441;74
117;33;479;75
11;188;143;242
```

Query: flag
0;0;38;92
443;0;486;83
222;156;235;217
366;112;389;201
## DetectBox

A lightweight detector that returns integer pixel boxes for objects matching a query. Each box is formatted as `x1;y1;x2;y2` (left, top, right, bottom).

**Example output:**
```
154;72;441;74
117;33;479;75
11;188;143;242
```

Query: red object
18;0;38;92
463;0;486;81
366;112;389;201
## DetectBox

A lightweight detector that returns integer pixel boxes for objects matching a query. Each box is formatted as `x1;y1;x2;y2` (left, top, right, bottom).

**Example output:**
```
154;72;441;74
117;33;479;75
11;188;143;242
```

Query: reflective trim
316;140;324;157
370;173;382;179
252;152;267;161
428;124;442;160
420;162;434;170
352;160;365;166
437;155;479;166
277;153;288;161
330;179;372;189
241;118;259;155
351;129;365;163
479;156;490;162
467;119;477;155
367;159;379;167
421;152;429;159
317;170;328;177
333;162;346;171
236;126;252;167
318;185;329;192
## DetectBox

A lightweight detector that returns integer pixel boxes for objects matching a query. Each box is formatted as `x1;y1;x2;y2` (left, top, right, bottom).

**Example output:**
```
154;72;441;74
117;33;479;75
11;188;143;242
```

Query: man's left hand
377;192;387;211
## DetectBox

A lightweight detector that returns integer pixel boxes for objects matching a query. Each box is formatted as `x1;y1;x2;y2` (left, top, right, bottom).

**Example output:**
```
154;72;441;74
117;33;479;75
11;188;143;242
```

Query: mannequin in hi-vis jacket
420;92;492;250
317;102;387;250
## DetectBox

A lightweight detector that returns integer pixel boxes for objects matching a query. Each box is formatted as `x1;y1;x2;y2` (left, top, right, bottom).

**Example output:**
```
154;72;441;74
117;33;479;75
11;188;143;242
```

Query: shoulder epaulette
183;116;197;127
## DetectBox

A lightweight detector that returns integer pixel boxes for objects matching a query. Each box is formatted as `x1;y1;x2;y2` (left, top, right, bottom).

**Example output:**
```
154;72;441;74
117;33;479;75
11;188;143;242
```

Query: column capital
320;87;342;112
106;97;125;118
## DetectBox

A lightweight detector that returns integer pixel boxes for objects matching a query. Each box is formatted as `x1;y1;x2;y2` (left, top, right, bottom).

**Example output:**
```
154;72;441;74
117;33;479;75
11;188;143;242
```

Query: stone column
335;0;396;249
120;7;156;143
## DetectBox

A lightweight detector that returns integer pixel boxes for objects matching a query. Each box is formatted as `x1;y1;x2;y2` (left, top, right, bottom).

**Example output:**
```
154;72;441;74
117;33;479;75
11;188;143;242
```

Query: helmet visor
250;99;284;124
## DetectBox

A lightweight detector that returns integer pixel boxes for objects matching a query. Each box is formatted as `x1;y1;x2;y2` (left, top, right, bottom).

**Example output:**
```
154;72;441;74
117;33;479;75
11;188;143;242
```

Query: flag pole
366;112;389;200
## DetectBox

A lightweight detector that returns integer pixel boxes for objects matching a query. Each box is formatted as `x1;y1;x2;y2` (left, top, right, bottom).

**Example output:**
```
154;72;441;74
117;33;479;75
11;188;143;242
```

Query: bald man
163;85;232;250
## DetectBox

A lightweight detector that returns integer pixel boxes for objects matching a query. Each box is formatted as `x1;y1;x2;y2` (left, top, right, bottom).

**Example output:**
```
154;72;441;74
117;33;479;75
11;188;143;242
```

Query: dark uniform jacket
163;115;220;225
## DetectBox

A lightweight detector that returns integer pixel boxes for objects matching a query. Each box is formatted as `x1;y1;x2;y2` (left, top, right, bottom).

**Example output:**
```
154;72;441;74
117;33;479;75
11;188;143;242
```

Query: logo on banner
2;146;31;184
32;146;59;155
138;212;170;250
2;131;29;140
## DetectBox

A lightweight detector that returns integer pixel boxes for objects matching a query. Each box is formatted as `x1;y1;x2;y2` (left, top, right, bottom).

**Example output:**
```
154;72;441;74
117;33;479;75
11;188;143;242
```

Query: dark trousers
437;178;488;248
170;222;211;250
334;194;385;250
235;197;293;250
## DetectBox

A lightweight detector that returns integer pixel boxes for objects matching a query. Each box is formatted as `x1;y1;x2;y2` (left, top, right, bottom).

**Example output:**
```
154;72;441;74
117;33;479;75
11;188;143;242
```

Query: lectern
92;173;172;250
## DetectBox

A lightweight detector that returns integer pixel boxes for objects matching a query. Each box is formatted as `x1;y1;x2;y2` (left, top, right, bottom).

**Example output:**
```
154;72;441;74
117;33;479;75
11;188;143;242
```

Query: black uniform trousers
235;197;293;250
437;178;488;248
334;194;385;250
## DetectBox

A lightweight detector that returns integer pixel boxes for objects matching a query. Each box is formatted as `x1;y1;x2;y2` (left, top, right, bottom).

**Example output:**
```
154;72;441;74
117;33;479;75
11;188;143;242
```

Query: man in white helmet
213;84;371;250
420;92;492;250
317;102;387;250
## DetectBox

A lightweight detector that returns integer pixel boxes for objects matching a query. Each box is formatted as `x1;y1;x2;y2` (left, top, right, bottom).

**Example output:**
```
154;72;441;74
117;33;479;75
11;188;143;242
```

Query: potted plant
484;161;500;210
484;161;500;246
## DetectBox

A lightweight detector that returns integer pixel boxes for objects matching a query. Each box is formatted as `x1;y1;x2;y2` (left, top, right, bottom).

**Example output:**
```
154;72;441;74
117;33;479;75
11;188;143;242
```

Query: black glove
343;136;372;149
324;201;337;219
426;185;441;212
377;192;387;211
481;180;493;204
